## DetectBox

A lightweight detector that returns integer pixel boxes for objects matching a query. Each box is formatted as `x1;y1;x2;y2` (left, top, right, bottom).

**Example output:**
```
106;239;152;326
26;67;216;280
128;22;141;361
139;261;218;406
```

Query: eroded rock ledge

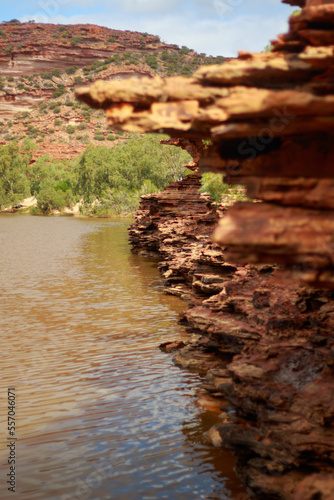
76;1;334;498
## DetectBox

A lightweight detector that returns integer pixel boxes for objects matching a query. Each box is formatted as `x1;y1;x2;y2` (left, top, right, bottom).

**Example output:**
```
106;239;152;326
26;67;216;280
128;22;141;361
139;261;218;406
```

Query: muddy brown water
0;214;245;500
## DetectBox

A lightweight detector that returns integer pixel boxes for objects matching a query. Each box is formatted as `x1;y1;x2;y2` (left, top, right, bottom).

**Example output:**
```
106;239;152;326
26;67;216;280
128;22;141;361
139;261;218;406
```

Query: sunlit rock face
76;1;334;498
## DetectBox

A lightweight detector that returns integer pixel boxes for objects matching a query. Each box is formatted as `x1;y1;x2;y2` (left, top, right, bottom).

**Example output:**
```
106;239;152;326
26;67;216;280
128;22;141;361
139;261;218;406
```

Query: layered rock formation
0;21;226;120
0;22;171;77
76;1;334;498
128;140;229;303
0;22;161;118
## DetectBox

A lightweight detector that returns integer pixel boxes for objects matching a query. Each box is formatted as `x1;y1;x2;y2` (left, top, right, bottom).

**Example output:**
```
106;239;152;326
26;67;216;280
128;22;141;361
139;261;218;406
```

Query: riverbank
0;196;136;218
128;173;334;500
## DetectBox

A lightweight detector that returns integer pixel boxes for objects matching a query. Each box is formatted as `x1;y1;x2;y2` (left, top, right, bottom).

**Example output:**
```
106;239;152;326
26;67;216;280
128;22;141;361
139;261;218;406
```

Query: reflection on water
0;214;244;500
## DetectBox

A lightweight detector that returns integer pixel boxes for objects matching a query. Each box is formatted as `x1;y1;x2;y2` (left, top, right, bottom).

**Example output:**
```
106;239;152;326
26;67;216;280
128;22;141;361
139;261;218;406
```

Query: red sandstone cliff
0;21;227;163
0;22;173;77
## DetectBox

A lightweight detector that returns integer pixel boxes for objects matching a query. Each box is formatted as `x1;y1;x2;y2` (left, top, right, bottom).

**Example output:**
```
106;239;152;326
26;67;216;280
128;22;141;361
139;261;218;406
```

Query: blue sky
2;0;295;56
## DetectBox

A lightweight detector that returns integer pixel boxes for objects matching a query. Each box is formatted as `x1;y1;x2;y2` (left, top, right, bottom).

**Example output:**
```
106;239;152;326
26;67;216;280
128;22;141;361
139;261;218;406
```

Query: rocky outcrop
129;172;224;300
128;137;229;303
76;1;334;498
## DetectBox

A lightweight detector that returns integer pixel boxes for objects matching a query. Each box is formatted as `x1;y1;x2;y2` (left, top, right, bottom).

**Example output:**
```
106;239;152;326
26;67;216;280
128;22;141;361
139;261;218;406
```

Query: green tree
0;142;30;208
74;134;192;207
200;173;247;207
35;182;67;213
264;43;273;53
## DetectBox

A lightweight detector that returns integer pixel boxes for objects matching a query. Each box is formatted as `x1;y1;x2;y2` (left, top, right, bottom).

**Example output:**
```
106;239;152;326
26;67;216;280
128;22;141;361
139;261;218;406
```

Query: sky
1;0;295;57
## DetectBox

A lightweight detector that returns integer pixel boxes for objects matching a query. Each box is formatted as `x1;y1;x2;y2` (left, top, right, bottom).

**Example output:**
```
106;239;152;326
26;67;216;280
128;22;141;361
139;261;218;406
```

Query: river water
0;214;244;500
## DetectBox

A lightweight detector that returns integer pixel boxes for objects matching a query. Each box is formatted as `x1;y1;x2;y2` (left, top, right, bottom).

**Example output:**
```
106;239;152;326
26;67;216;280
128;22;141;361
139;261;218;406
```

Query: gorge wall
126;143;334;500
76;1;334;498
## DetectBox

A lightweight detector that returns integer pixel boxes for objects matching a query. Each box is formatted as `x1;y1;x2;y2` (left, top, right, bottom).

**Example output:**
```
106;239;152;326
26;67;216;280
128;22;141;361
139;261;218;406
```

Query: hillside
0;20;227;160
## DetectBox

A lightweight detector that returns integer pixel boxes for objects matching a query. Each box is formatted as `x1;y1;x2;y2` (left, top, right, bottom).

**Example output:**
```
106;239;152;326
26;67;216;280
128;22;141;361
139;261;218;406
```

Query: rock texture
76;2;334;498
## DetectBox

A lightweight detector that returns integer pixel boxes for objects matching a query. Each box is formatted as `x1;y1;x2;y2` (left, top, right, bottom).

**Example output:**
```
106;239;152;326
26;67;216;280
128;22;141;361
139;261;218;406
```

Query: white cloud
129;13;289;56
121;0;180;14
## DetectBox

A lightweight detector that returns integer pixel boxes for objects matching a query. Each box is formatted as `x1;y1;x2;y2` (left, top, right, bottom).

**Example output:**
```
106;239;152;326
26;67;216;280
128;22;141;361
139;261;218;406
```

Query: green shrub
53;106;61;114
264;43;273;53
51;68;61;77
199;173;228;206
70;37;82;47
52;86;66;98
180;46;190;54
48;101;60;109
145;54;158;70
66;125;76;134
66;66;78;75
199;173;247;206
